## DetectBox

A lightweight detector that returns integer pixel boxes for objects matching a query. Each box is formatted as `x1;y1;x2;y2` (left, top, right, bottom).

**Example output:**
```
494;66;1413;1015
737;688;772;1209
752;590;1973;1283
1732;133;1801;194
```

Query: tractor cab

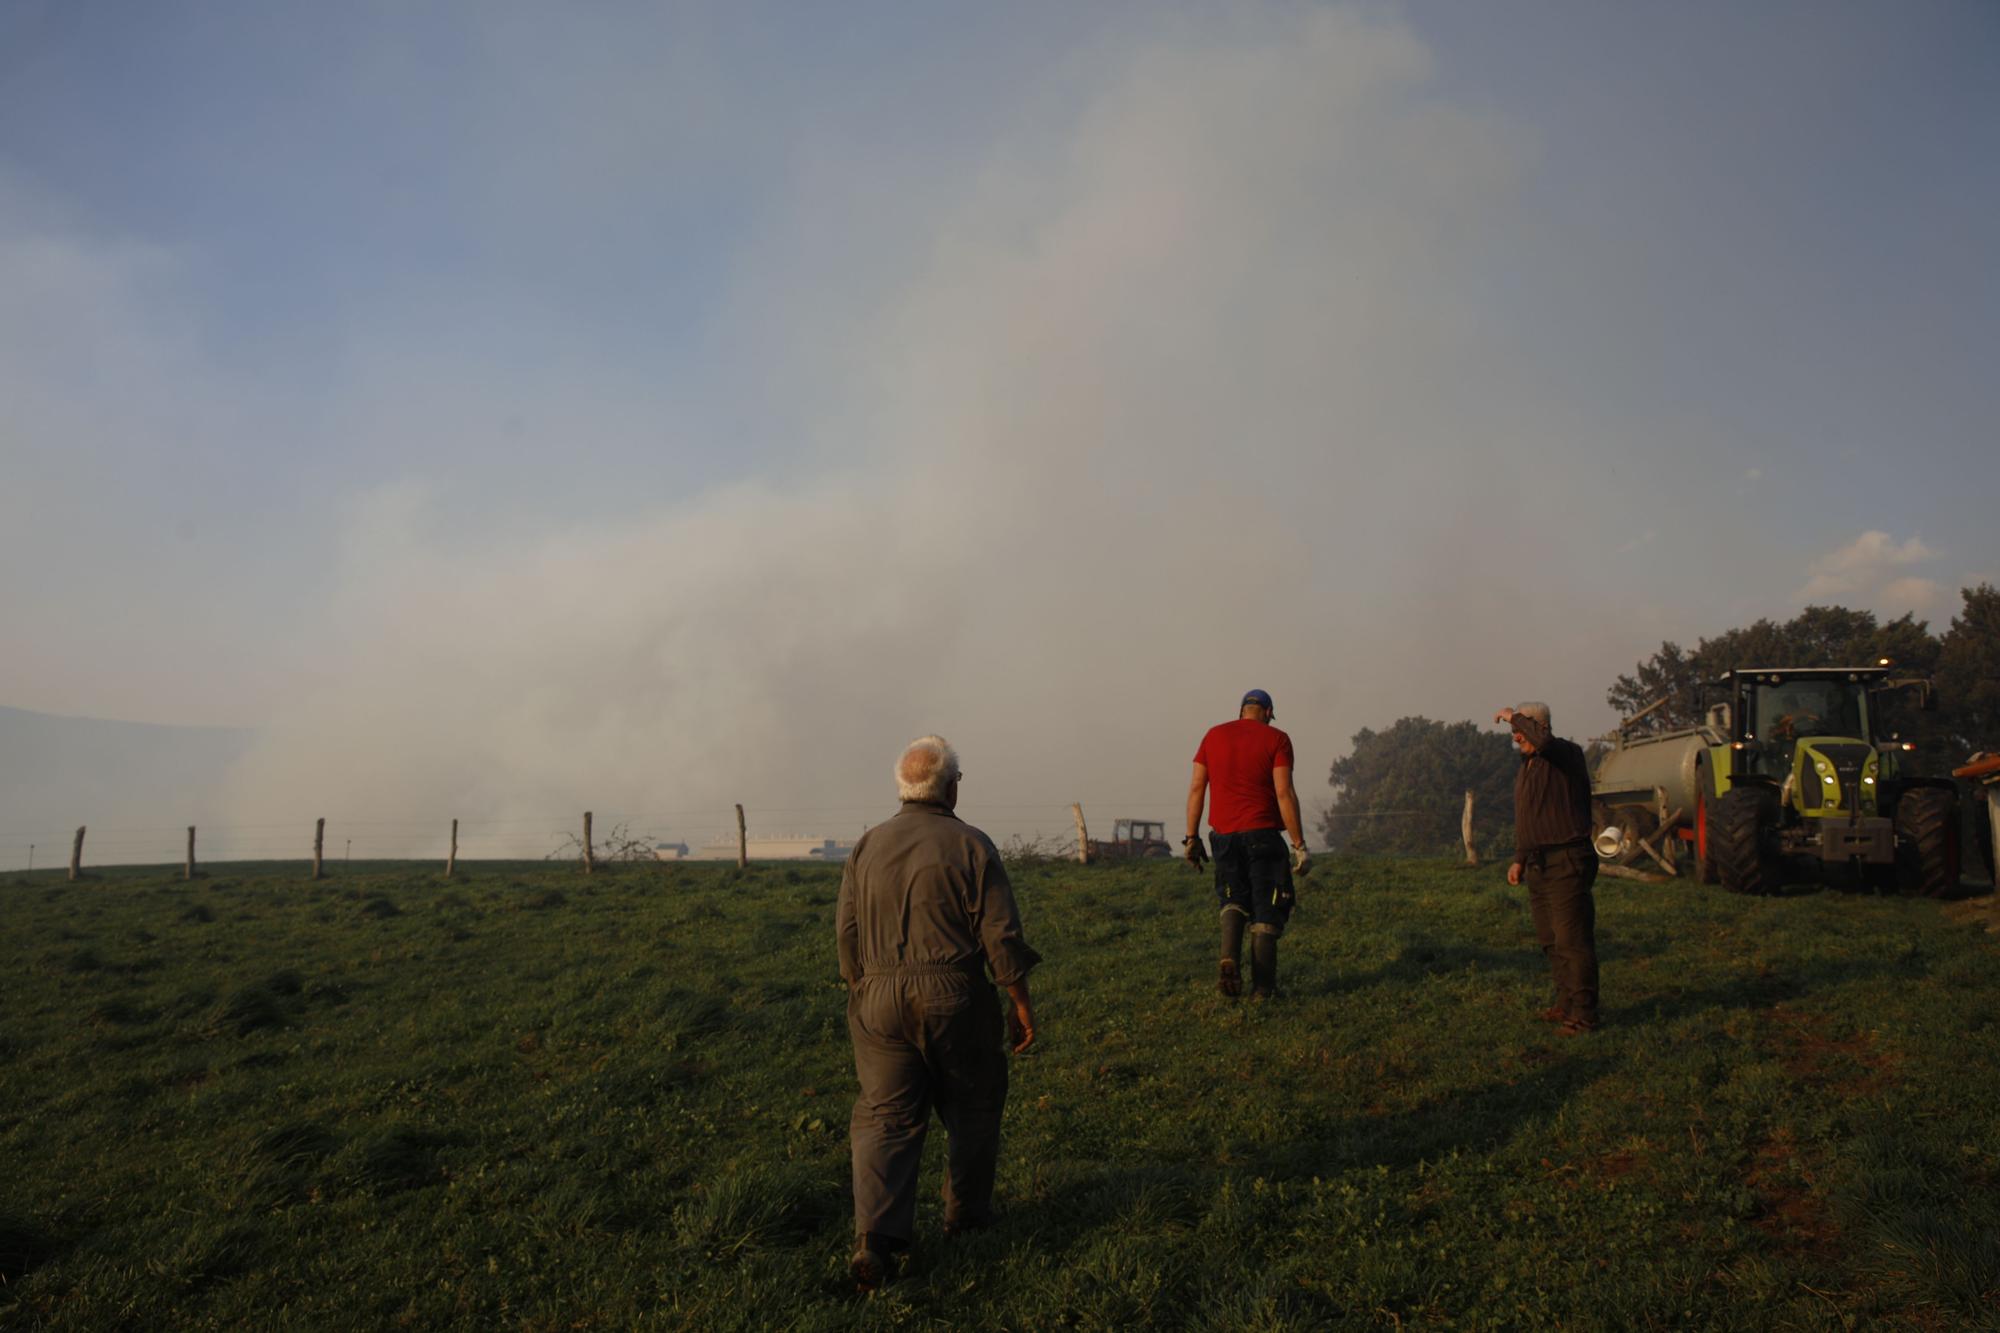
1112;820;1168;854
1089;819;1172;861
1725;668;1878;787
1716;666;1925;797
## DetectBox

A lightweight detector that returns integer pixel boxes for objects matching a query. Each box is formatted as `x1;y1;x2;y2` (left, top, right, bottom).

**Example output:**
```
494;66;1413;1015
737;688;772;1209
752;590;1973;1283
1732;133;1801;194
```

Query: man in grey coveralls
837;734;1041;1291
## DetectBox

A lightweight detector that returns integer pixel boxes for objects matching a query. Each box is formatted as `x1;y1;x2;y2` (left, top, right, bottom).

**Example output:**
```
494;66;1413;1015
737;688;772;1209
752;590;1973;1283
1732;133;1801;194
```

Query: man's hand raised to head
1494;707;1518;726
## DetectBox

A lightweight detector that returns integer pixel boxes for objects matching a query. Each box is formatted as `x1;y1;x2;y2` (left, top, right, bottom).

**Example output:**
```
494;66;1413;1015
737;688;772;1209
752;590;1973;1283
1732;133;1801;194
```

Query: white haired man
1495;701;1599;1035
837;735;1041;1291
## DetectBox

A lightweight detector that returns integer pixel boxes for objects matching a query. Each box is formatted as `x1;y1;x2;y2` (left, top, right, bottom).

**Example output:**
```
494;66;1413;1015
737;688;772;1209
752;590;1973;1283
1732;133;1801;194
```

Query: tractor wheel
1693;780;1719;884
1893;786;1961;898
1712;786;1781;895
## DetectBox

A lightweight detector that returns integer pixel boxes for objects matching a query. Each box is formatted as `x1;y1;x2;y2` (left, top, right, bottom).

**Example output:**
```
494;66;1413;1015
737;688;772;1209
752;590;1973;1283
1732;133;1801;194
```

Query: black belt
1525;838;1590;863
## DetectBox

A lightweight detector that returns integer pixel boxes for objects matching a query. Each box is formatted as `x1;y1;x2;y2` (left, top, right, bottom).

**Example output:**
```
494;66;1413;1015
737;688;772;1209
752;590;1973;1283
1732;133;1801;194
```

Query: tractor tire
1712;786;1781;895
1893;785;1961;898
1693;772;1718;884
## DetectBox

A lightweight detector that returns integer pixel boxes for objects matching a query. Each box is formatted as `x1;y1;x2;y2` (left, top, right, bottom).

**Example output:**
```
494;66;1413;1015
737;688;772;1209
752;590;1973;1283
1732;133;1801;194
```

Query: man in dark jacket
837;734;1041;1291
1496;702;1599;1034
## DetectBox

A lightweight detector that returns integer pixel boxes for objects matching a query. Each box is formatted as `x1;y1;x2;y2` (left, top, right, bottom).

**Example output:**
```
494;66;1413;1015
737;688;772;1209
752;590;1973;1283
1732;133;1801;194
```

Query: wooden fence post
312;818;325;880
1461;790;1478;866
1072;803;1090;865
735;804;748;869
185;826;196;881
583;812;595;875
69;826;85;881
446;819;458;879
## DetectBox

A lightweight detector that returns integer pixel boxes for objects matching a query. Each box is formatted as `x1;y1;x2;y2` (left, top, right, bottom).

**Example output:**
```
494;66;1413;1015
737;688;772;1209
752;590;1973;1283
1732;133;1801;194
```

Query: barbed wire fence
0;798;1493;875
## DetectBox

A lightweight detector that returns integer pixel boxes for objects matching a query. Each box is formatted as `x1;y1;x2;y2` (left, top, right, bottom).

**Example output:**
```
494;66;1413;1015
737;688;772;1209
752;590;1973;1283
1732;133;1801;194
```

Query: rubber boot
1250;932;1278;998
1218;910;1245;996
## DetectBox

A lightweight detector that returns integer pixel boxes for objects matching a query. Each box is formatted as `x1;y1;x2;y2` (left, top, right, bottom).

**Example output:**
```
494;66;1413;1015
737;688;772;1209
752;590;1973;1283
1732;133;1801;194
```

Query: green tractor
1592;666;1960;896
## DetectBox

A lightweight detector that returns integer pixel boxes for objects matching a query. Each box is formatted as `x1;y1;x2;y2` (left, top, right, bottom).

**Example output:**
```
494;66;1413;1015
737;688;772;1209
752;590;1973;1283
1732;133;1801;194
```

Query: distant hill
0;706;255;866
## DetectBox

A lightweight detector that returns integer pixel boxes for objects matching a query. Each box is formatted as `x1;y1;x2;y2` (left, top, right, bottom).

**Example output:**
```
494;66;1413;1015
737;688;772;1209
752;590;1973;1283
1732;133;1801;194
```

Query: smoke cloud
18;3;1988;857
210;7;1610;846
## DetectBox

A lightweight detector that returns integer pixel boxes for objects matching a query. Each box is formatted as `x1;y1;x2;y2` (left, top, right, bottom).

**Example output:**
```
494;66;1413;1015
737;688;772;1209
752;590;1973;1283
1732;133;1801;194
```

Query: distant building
692;834;854;861
653;840;692;861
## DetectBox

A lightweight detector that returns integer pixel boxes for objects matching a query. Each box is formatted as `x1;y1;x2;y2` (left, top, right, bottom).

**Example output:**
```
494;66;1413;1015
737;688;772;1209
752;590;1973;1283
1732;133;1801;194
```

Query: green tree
1936;583;2000;755
1607;605;1942;733
1321;717;1518;856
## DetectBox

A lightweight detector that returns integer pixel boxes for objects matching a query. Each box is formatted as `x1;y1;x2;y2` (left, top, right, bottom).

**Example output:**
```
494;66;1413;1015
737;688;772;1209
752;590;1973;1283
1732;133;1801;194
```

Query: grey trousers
848;964;1008;1243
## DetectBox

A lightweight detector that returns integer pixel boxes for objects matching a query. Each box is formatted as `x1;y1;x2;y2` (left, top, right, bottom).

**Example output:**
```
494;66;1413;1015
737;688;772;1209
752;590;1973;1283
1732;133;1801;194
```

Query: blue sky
2;0;1995;831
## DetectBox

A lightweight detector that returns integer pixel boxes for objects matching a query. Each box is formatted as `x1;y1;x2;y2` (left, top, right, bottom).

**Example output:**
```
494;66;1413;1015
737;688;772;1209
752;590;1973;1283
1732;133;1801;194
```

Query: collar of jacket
899;799;957;818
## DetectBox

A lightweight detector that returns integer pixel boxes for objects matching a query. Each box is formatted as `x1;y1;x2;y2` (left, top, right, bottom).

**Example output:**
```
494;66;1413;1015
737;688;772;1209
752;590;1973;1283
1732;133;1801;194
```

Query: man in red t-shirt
1185;689;1310;999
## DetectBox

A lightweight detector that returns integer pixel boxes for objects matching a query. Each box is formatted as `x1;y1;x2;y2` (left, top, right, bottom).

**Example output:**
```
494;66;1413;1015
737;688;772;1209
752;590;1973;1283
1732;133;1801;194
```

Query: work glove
1183;835;1209;871
1291;843;1312;876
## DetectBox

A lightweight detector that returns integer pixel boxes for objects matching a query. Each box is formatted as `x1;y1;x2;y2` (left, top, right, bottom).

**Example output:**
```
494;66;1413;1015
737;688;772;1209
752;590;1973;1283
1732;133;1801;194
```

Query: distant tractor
1591;666;1960;896
1089;819;1173;861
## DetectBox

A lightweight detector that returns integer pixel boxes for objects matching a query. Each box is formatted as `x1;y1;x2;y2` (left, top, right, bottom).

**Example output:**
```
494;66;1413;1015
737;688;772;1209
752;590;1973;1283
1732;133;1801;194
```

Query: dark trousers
1210;828;1295;934
848;965;1008;1244
1526;844;1599;1024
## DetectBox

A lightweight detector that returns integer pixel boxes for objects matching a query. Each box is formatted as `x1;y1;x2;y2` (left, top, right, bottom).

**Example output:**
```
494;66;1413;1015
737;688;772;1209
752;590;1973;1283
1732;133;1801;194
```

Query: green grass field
3;855;1997;1329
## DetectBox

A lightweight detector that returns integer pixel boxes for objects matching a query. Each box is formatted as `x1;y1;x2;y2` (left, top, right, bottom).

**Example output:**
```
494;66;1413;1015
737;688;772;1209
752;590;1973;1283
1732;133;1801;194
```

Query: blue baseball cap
1241;688;1274;714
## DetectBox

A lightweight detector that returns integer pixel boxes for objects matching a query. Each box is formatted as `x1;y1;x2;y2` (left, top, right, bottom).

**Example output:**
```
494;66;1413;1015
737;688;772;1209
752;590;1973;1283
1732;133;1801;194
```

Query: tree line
1319;586;2000;855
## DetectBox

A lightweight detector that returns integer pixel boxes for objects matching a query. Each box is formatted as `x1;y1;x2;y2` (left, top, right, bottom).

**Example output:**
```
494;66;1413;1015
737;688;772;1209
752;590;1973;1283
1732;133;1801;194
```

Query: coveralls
836;799;1041;1249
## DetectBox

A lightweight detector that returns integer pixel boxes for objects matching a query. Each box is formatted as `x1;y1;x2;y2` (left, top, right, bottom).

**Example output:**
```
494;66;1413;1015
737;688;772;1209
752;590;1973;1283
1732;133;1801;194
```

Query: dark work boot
849;1245;896;1293
1250;933;1278;999
1219;911;1245;997
850;1233;906;1292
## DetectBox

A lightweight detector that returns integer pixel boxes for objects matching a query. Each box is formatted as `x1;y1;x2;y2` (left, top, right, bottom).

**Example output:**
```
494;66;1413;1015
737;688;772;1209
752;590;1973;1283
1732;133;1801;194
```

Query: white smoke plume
203;10;1568;836
209;7;1595;845
21;4;1874;857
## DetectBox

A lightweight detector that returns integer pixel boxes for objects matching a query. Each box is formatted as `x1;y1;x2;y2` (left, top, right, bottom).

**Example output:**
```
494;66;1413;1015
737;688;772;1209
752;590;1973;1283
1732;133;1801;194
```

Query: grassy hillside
2;857;1996;1329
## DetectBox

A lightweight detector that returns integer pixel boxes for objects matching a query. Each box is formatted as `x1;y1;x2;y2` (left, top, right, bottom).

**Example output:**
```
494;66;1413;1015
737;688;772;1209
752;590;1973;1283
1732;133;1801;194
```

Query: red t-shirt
1194;719;1295;834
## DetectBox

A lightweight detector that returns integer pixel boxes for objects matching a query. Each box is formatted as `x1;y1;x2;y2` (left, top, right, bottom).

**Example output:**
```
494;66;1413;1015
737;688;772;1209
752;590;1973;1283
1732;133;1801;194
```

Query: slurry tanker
1591;666;1960;896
